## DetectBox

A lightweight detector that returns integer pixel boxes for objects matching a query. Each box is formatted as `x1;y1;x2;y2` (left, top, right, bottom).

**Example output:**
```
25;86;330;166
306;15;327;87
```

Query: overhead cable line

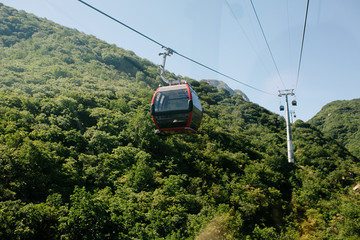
224;0;280;91
286;0;292;65
249;0;286;89
295;0;310;89
175;51;273;95
78;0;275;95
78;0;166;49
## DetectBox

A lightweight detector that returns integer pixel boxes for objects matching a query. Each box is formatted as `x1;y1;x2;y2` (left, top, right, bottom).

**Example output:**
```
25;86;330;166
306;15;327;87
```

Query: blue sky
2;0;360;121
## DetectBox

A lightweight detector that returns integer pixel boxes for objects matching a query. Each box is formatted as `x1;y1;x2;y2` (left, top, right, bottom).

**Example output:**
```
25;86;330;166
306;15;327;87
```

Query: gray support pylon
285;95;295;163
279;89;295;163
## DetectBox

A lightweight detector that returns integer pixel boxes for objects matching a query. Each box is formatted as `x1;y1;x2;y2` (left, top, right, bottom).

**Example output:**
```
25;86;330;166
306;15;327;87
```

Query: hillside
202;79;250;101
1;3;360;239
308;98;360;158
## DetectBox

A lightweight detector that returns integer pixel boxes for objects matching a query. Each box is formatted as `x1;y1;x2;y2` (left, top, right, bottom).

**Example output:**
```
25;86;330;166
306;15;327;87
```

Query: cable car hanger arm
159;48;173;85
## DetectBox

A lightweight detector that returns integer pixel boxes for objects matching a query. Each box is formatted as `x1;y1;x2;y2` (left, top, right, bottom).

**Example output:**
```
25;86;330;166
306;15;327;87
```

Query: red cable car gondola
151;82;202;135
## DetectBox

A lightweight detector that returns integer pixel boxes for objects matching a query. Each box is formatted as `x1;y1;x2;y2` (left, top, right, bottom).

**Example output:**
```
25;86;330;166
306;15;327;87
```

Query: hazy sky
2;0;360;121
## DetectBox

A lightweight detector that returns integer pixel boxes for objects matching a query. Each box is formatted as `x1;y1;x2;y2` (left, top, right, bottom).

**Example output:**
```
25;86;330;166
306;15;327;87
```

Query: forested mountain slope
1;4;360;239
202;79;249;101
308;98;360;158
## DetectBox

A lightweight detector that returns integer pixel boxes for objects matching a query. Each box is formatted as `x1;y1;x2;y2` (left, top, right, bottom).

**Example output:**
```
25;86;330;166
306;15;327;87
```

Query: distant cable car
151;82;203;135
292;100;297;106
280;105;285;111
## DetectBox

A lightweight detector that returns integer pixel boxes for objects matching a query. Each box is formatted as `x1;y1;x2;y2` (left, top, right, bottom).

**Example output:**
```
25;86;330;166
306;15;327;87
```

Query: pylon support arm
278;89;295;97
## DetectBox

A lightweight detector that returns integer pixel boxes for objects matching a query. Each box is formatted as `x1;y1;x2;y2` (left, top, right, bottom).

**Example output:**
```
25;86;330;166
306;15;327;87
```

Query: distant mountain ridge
308;98;360;158
202;79;250;101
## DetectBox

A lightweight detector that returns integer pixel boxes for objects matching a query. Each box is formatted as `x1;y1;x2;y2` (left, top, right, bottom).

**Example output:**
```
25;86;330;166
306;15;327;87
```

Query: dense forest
1;3;360;239
309;99;360;159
